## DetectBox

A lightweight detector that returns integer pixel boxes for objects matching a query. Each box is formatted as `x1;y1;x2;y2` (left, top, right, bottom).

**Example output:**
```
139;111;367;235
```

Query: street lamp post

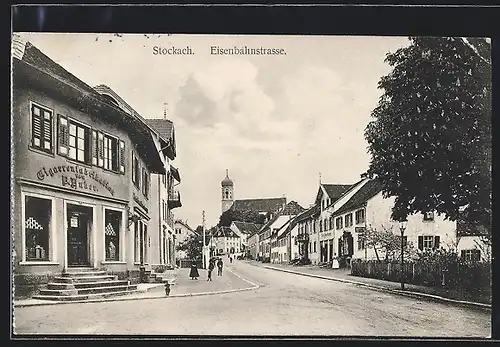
399;220;408;290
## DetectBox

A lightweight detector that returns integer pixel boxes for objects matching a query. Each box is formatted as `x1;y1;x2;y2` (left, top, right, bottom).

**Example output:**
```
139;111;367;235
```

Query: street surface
14;261;491;336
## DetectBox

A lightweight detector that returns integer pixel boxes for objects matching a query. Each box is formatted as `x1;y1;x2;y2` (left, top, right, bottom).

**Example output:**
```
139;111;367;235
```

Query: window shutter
58;115;69;156
42;109;52;151
31;105;42;148
434;236;440;250
98;132;104;167
418;236;424;251
119;140;125;173
461;250;466;259
91;130;98;165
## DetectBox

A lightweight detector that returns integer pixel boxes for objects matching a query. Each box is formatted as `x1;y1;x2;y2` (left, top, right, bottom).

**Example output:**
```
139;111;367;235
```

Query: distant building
230;221;261;252
212;226;242;255
220;170;287;215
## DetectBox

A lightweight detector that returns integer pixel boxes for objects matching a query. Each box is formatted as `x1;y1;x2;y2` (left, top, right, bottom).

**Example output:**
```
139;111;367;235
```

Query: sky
18;33;410;228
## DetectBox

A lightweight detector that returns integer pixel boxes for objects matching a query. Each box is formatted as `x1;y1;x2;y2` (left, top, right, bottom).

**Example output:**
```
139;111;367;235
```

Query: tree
364;226;416;261
364;37;491;230
218;209;266;227
176;234;202;260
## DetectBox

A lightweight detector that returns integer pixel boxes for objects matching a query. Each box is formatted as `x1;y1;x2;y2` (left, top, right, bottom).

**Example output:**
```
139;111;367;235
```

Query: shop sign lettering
36;165;115;196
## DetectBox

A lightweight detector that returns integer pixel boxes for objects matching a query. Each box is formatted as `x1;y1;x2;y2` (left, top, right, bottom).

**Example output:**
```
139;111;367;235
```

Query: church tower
221;169;234;214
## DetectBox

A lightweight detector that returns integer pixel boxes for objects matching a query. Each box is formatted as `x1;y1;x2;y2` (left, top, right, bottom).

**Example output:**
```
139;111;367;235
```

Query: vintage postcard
11;32;491;337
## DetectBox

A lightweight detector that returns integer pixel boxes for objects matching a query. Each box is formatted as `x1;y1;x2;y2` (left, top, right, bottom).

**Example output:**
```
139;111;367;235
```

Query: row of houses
12;36;184;297
244;178;489;266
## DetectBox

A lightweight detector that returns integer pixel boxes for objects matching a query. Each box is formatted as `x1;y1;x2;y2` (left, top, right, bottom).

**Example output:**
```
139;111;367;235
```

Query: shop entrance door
67;204;92;267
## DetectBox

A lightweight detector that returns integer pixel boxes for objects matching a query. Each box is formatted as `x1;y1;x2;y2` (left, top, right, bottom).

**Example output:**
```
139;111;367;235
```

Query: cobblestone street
13;261;491;336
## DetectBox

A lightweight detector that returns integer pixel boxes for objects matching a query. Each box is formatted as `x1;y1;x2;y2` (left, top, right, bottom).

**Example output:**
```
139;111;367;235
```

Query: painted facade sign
319;231;333;241
36;165;115;196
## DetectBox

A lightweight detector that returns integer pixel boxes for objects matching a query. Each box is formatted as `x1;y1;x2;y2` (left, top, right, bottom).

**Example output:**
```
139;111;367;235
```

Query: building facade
212;226;242;255
329;178;484;263
144;117;181;269
12;38;167;297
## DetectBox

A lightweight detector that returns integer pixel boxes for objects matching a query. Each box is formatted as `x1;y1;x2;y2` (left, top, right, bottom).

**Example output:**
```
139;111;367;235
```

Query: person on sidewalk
217;257;223;276
207;259;215;281
189;261;199;280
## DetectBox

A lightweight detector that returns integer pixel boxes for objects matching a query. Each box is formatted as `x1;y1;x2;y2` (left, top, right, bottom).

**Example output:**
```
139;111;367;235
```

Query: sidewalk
250;261;491;310
14;268;258;307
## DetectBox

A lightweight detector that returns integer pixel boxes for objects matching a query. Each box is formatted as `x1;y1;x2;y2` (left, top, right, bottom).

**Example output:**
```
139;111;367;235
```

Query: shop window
104;209;121;261
134;220;140;262
24;196;51;261
31;103;53;154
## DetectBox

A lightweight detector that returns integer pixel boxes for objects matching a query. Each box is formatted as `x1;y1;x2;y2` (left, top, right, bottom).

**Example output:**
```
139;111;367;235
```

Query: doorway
67;204;93;267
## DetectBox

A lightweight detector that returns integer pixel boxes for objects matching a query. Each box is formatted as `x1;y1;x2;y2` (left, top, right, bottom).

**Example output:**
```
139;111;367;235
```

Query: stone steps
33;289;141;302
36;267;137;301
38;284;137;297
47;279;130;290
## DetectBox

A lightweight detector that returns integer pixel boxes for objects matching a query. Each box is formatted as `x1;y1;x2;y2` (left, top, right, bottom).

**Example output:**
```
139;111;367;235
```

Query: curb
14;271;260;308
262;265;491;311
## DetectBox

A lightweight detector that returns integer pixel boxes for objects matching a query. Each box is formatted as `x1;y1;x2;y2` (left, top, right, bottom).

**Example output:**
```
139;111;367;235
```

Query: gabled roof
276;218;293;239
281;201;306;215
295;205;320;223
333;179;384;216
13;39;165;173
232;221;260;235
213;226;240;238
145;119;177;160
175;220;196;233
231;197;286;214
316;184;354;204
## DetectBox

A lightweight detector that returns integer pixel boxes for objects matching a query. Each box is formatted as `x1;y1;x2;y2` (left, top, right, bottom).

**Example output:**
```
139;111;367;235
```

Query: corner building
12;36;166;297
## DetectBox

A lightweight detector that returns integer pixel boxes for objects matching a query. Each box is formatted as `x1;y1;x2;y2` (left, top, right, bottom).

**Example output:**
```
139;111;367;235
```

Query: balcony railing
168;190;182;209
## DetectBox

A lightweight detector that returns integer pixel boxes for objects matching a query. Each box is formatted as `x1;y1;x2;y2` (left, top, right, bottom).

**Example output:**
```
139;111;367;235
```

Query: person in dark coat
207;259;215;281
217;258;223;276
189;261;199;280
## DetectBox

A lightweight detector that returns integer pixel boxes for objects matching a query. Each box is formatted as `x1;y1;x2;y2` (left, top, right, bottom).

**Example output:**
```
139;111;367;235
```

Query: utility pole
202;210;206;269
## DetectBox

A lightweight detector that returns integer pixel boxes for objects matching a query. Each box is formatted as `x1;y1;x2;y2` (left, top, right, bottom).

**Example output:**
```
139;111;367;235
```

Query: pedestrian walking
230;255;233;264
217;257;223;276
189;261;199;280
207;259;215;281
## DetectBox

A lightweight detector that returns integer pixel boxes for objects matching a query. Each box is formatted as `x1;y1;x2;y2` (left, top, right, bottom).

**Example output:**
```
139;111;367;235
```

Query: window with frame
336;217;343;230
418;235;440;251
132;154;140;188
31;103;53;154
104;210;121;261
319;220;323;232
357;233;365;250
313;241;317;253
355;209;365;224
24;196;51;261
58;115;125;173
461;249;481;262
58;116;91;164
423;212;435;221
345;213;353;227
